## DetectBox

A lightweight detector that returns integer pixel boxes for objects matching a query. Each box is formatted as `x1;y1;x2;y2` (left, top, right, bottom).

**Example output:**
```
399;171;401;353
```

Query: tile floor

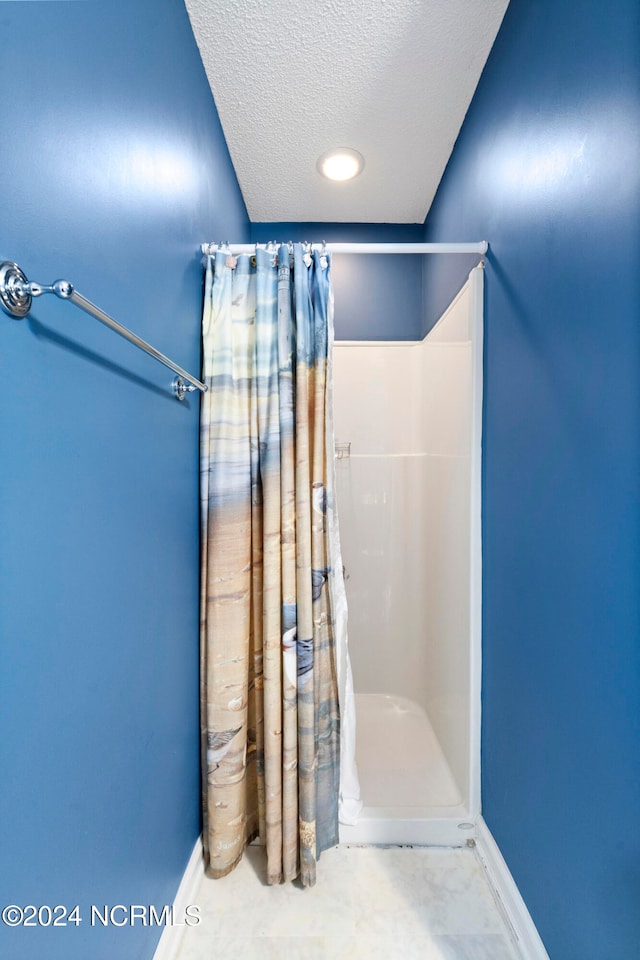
176;844;522;960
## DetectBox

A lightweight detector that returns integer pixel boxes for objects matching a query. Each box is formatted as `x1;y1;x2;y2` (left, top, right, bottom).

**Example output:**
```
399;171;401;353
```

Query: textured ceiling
185;0;509;223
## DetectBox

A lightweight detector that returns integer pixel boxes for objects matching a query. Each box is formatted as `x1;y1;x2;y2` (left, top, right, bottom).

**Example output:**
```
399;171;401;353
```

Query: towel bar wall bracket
0;260;207;400
0;261;37;317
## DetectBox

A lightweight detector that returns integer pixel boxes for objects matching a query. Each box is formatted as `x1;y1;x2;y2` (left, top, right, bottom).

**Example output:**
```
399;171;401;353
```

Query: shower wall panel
335;452;431;711
333;272;480;819
421;344;473;805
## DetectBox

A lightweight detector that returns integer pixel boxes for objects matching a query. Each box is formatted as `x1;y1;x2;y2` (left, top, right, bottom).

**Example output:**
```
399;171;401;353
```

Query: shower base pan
339;694;476;846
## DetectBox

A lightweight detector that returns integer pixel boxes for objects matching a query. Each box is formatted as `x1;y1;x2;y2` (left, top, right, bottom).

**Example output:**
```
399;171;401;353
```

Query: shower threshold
339;694;476;846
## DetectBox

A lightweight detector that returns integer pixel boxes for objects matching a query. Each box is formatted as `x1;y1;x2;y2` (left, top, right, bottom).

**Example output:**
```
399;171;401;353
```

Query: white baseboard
474;816;550;960
152;836;205;960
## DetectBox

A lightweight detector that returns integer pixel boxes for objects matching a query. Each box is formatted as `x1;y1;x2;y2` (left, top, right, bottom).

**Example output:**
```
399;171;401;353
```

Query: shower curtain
200;244;359;888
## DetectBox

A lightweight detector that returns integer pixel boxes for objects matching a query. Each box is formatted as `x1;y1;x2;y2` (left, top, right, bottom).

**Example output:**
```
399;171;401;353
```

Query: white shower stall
335;266;484;845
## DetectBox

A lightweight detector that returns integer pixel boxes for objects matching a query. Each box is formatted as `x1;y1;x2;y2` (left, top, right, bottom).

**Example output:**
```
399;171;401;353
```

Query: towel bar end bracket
172;377;198;401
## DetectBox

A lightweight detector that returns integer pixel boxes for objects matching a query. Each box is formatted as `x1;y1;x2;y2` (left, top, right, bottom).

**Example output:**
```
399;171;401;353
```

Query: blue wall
422;2;640;957
251;222;424;339
3;2;638;958
0;3;248;959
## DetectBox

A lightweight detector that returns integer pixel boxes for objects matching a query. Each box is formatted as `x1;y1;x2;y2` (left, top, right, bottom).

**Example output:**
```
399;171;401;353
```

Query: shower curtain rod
0;260;207;401
201;241;488;256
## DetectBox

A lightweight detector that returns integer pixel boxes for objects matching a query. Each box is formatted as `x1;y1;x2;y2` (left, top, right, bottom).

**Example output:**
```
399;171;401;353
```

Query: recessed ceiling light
317;148;365;182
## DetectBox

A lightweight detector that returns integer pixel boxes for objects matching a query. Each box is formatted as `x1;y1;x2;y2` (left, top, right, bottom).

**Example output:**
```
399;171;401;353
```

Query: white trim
152;836;205;960
340;811;476;847
468;265;484;817
336;339;424;347
474;817;551;960
335;340;473;348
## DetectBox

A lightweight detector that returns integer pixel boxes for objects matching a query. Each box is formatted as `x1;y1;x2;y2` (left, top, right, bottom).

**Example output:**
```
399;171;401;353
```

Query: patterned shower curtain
200;244;347;887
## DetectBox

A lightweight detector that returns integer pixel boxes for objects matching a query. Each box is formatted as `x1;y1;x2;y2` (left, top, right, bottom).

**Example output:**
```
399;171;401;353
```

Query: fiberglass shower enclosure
335;266;483;845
